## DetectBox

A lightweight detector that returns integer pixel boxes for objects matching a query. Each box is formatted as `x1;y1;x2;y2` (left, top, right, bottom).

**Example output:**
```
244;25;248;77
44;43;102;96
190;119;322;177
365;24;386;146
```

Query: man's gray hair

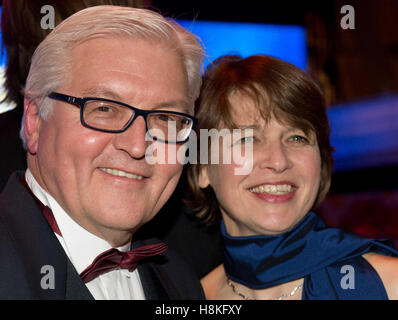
21;5;204;148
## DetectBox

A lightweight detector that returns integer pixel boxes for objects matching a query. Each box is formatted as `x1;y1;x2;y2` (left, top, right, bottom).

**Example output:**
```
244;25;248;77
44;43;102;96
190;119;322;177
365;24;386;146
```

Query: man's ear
23;97;41;154
198;165;210;188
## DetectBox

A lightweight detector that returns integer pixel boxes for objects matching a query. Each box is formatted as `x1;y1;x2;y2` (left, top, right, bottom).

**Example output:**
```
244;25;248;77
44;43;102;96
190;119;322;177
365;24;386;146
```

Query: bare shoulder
362;252;398;299
201;264;226;300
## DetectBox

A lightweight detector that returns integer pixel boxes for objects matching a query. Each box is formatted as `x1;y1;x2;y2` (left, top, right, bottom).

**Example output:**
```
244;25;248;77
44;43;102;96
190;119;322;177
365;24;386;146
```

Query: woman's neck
202;264;303;300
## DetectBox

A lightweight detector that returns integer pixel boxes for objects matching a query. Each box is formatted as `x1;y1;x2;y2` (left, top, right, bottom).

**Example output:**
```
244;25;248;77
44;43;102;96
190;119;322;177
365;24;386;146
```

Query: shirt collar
25;169;131;274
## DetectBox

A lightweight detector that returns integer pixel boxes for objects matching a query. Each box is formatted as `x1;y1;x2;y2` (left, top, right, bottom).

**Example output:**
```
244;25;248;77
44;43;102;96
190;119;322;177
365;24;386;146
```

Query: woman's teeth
100;168;143;180
249;184;293;195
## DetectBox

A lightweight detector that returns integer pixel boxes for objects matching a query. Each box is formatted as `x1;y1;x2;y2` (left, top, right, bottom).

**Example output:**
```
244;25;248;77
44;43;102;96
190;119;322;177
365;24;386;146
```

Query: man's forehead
81;86;124;100
64;36;190;111
72;36;139;62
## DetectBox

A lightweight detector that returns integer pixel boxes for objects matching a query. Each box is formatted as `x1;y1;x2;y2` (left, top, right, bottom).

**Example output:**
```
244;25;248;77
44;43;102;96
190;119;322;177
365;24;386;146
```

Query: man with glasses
0;6;204;299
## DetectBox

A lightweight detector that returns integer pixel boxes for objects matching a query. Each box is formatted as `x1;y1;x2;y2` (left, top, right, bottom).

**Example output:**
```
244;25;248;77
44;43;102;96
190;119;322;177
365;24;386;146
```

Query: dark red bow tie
80;242;167;283
22;176;168;283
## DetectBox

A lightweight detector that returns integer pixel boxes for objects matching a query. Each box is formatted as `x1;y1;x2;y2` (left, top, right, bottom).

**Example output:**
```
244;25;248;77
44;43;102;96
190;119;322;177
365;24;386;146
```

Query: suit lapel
134;239;183;300
137;262;169;299
65;259;93;300
0;172;93;299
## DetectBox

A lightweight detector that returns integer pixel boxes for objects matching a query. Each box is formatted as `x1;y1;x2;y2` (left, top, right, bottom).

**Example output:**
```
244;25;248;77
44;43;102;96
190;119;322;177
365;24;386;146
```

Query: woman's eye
289;135;309;143
241;136;254;143
233;136;254;146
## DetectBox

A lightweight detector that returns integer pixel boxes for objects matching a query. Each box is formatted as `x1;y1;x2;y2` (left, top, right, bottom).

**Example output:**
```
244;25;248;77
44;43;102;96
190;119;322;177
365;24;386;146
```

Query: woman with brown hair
187;54;398;300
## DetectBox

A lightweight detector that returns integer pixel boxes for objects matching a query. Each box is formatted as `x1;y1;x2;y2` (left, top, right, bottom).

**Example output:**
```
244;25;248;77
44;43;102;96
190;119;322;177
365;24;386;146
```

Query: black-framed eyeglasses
47;92;198;144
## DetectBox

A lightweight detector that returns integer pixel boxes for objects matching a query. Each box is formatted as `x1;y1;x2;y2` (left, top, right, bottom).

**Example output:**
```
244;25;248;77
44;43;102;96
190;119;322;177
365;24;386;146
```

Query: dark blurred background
1;0;398;248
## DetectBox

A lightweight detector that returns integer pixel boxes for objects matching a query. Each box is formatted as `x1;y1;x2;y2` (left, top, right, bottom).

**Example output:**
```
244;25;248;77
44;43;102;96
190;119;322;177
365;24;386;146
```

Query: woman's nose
257;140;293;173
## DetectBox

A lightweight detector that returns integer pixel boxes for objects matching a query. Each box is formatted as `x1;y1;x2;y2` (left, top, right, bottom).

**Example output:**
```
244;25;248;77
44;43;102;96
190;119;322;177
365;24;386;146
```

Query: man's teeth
100;168;143;180
249;184;294;194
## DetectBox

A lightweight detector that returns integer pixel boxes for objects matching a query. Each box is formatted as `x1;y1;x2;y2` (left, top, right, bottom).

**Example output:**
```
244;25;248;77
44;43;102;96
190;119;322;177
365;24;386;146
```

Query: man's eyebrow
81;87;191;113
81;87;124;101
152;101;192;114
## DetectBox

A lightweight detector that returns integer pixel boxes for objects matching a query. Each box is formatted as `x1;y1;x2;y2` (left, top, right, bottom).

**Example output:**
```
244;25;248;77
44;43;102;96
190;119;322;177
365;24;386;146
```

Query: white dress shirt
25;169;146;300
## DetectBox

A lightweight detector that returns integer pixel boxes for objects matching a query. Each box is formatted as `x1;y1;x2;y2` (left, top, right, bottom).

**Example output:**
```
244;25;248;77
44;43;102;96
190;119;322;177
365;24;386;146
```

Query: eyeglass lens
83;100;193;142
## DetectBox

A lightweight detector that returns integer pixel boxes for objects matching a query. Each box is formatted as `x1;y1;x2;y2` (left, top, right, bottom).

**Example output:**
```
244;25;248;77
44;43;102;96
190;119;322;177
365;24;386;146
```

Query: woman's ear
23;97;41;154
198;165;210;188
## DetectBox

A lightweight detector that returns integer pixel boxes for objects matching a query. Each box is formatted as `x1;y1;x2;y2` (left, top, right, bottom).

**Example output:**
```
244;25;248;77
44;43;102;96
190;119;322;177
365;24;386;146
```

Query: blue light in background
328;95;398;171
0;7;4;66
177;19;307;70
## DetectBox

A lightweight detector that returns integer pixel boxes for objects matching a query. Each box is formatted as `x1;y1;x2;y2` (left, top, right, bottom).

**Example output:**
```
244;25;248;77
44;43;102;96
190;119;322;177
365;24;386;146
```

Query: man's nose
112;115;147;159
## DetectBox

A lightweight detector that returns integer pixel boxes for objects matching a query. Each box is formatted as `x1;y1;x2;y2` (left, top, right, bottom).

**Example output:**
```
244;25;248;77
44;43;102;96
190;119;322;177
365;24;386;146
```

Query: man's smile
99;167;145;180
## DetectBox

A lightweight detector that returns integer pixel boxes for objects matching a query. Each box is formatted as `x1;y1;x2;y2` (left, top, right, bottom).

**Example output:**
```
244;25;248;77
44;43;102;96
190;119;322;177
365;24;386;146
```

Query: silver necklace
226;277;303;300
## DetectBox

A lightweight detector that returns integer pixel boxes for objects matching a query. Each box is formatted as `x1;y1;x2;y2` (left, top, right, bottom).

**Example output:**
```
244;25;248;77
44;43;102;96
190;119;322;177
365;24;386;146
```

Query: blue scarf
222;212;398;299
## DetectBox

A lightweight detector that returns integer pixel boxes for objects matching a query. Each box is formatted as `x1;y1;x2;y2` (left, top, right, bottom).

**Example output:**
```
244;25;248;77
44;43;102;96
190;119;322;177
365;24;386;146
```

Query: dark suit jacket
0;107;26;191
0;172;205;300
